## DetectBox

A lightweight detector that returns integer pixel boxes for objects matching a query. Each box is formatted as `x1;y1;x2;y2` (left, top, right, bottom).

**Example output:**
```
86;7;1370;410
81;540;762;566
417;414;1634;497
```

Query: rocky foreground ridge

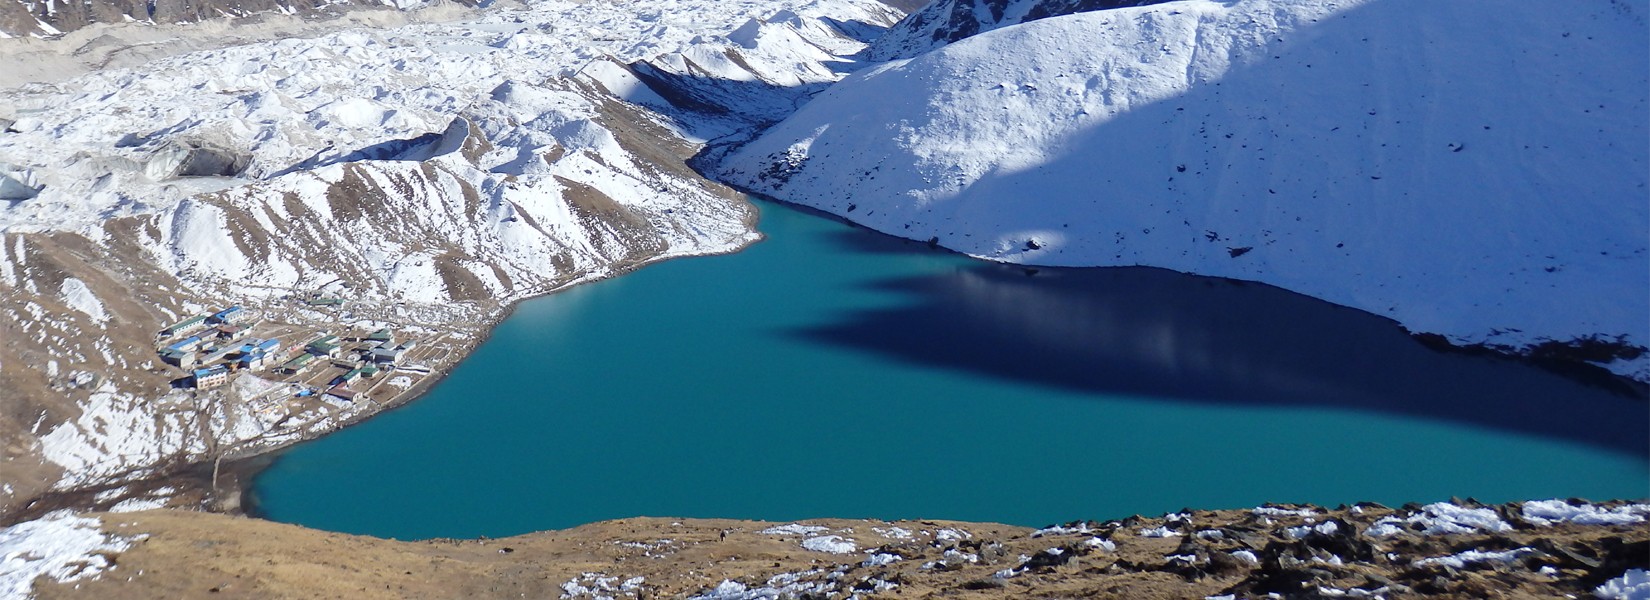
3;499;1647;599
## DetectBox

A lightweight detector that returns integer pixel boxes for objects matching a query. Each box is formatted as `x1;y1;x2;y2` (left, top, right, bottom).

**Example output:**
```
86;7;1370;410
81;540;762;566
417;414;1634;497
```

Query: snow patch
57;278;107;324
1596;568;1650;600
800;535;856;554
0;512;144;599
760;523;828;536
1522;500;1650;527
1139;526;1179;538
1366;502;1510;537
1414;547;1535;569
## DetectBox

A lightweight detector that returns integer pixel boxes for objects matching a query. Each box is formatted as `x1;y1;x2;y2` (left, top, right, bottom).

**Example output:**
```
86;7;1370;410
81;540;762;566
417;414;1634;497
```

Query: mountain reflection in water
796;232;1648;457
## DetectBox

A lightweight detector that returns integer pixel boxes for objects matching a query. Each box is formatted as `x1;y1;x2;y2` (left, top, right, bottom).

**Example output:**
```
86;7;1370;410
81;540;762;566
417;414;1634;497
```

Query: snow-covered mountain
866;0;1168;60
716;0;1650;381
0;0;901;514
3;0;1645;530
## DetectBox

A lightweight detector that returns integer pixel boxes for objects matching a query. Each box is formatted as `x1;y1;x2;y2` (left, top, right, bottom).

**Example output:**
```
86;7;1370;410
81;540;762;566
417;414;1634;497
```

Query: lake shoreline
226;227;771;520
248;196;1647;541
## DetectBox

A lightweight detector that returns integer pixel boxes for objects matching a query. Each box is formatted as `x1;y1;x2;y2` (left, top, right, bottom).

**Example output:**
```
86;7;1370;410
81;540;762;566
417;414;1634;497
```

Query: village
150;292;466;428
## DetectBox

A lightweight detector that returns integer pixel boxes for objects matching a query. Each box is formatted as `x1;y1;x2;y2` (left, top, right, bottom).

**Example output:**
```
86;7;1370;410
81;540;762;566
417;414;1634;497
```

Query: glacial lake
250;198;1649;540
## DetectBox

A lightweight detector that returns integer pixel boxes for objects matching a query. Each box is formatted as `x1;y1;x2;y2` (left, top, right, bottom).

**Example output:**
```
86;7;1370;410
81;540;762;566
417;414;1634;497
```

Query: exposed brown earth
22;500;1650;599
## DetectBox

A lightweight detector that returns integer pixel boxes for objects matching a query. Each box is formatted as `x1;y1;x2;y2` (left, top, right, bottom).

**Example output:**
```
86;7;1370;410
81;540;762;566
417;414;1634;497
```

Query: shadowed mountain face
868;0;1172;59
793;230;1650;458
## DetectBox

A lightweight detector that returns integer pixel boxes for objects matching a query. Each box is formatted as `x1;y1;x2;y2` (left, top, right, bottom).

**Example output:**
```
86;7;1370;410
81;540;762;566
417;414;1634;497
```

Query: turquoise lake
250;198;1649;540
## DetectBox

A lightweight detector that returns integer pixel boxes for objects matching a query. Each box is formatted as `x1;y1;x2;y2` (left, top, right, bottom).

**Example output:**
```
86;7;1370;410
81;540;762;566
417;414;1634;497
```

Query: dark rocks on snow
1021;544;1079;571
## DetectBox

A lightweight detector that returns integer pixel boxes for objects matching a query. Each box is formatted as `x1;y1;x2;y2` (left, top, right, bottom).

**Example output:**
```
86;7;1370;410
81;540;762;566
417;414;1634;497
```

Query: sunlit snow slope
717;0;1650;379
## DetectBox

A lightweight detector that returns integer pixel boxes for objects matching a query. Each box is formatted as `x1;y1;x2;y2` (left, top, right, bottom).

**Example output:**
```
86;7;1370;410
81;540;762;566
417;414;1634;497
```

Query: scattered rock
1022;545;1078;571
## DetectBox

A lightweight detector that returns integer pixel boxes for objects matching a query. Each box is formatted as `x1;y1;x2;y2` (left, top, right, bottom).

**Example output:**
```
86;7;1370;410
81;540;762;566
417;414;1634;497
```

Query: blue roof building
192;365;230;389
238;350;266;369
208;306;247;324
165;335;204;353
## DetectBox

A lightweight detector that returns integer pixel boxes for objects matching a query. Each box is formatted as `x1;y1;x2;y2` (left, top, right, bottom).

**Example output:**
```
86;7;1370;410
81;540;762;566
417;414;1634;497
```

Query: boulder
0;164;42;200
144;141;249;180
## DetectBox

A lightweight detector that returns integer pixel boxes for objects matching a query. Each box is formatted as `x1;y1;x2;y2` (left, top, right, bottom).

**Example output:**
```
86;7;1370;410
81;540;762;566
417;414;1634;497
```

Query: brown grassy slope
30;501;1650;599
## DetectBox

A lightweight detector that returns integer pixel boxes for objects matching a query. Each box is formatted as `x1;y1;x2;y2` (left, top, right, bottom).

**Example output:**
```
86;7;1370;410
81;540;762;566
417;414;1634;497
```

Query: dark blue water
250;198;1648;540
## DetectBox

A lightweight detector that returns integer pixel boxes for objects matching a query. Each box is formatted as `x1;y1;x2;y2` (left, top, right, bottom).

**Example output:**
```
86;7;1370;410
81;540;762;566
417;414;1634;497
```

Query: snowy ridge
145;78;760;305
0;0;897;235
580;1;903;138
866;0;1170;60
717;0;1650;379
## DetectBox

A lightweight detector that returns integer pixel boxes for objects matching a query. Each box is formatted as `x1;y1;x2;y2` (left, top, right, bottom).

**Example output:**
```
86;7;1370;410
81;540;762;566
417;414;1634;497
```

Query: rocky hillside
4;499;1648;599
0;0;902;519
715;0;1650;381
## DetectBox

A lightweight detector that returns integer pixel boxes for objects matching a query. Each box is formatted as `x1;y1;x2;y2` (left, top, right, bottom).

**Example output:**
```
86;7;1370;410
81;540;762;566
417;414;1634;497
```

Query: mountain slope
0;0;900;515
716;0;1650;380
0;0;435;38
866;0;1170;60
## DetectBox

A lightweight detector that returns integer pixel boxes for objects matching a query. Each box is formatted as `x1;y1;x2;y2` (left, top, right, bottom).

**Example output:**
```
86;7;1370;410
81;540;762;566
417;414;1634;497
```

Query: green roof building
158;314;209;339
305;335;342;357
279;353;315;373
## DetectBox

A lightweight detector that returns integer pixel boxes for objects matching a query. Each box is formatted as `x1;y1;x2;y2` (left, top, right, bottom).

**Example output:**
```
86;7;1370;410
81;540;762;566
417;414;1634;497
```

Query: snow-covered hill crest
718;0;1650;379
866;0;1170;60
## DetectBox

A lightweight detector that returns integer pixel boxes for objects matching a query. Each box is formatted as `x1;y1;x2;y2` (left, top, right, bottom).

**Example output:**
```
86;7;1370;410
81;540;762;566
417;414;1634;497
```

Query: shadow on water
791;224;1650;458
